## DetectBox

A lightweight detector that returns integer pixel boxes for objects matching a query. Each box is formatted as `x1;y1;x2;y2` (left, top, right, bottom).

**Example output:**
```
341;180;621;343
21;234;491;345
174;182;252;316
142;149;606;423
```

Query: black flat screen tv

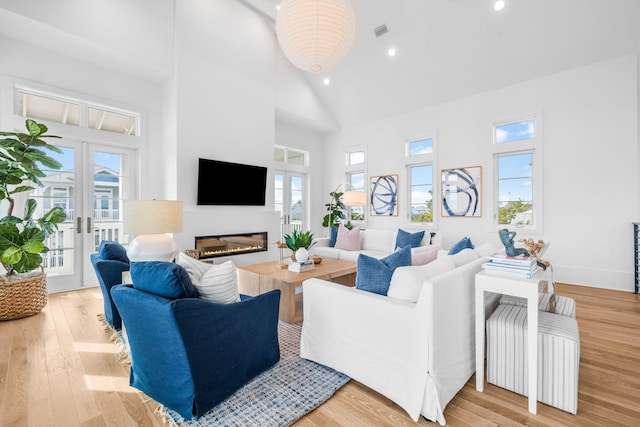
197;158;267;206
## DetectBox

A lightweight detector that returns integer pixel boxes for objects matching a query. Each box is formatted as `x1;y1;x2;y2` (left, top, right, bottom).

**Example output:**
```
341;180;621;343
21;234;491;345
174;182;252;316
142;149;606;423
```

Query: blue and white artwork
370;175;398;216
441;166;482;217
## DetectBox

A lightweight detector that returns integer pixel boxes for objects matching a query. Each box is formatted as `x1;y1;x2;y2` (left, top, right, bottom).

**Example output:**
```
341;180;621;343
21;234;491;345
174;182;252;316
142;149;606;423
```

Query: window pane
274;173;284;215
288;150;305;166
89;107;138;135
274;147;285;162
408;138;433;156
409;164;433;223
495;119;535;144
289;175;303;224
497;153;533;225
348;172;365;221
349;151;365;165
18;92;80;126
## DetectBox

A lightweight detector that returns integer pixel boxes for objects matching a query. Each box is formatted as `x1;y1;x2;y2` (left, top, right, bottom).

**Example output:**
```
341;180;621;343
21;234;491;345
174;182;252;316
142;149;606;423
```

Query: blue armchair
110;261;281;419
90;240;130;331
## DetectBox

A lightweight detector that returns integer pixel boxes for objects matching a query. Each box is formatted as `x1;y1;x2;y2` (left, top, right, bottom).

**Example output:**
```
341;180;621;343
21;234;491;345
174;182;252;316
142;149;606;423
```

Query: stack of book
483;250;538;279
288;260;315;273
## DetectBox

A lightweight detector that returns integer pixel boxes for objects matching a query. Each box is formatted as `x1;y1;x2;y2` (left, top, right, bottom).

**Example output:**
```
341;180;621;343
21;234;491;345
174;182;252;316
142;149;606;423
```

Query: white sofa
310;228;441;262
300;243;500;425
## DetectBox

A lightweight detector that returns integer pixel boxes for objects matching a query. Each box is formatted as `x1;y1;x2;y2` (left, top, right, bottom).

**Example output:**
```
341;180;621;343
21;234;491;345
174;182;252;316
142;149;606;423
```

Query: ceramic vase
295;248;309;263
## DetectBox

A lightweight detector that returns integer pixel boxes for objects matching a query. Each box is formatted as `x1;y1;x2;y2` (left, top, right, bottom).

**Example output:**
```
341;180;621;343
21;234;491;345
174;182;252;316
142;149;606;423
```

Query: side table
475;269;544;414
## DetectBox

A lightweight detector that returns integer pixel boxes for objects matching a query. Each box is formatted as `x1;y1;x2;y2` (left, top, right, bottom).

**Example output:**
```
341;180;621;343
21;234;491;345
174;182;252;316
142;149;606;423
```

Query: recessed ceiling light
388;48;396;57
323;77;331;85
493;0;505;11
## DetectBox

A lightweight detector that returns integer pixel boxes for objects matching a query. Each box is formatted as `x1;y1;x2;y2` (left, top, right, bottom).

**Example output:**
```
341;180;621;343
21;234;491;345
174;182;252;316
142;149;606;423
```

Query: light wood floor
0;283;638;426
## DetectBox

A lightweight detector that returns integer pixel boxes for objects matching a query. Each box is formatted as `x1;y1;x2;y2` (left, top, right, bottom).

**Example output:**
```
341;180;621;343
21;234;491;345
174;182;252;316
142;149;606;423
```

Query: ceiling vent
373;24;388;37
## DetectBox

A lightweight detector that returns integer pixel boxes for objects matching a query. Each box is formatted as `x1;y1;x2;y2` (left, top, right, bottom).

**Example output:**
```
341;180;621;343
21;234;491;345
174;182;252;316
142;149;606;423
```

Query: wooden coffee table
237;258;357;323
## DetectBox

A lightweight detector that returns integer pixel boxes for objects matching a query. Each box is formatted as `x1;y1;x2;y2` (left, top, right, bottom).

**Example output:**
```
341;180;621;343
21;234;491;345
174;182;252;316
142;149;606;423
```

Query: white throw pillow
387;257;456;303
448;248;479;267
177;252;240;304
363;229;394;253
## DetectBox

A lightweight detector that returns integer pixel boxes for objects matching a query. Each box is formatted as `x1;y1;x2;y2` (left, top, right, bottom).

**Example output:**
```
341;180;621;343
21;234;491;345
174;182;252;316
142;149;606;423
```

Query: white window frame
492;115;543;234
405;133;437;229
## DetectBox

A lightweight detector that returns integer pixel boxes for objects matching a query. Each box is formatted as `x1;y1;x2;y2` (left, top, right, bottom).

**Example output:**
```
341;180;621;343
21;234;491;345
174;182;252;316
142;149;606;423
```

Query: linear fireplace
194;232;268;259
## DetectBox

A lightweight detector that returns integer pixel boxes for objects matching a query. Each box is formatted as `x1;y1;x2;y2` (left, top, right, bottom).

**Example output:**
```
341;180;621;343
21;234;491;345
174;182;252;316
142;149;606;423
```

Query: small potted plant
0;119;67;320
283;230;315;262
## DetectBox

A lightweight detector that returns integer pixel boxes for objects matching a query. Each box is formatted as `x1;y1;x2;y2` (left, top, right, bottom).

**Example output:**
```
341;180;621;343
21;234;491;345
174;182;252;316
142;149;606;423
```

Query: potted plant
322;189;346;228
283;229;315;262
0;119;67;320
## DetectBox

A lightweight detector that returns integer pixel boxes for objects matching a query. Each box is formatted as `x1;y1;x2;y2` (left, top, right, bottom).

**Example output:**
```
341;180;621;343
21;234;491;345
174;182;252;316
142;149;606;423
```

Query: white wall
322;54;639;292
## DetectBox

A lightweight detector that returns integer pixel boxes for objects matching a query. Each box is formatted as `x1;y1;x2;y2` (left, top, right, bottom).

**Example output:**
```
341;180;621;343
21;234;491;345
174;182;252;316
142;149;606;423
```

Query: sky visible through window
408;138;433;156
44;147;121;175
498;153;532;202
495;119;534;144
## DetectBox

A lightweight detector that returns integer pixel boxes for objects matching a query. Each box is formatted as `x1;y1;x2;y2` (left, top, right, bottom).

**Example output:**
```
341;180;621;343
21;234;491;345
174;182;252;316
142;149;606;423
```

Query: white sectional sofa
310;228;441;262
300;243;500;425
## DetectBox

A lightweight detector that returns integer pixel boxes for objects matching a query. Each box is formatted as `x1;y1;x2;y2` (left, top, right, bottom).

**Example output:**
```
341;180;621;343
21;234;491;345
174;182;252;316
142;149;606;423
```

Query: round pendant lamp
276;0;356;73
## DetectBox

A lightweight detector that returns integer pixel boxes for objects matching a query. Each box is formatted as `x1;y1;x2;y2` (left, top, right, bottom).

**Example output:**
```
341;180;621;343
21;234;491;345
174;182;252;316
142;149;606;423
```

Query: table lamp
123;199;183;262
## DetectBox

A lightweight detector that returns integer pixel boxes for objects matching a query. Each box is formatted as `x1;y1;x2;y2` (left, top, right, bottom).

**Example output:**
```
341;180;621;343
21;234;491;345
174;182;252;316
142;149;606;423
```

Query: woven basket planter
0;269;47;321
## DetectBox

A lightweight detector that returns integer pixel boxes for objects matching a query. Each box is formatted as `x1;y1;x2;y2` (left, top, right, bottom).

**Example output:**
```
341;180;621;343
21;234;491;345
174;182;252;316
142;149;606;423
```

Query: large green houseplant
0;119;67;276
322;189;346;228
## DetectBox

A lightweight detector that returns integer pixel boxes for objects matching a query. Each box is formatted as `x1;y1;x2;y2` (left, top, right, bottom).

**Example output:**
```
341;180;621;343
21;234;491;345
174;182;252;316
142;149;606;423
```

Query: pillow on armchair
130;261;199;299
99;240;130;263
355;246;412;296
177;252;240;304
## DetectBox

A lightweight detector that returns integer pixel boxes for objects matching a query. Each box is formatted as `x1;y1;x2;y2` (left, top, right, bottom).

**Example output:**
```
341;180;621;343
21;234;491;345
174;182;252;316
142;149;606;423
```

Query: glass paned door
275;172;307;237
28;141;136;293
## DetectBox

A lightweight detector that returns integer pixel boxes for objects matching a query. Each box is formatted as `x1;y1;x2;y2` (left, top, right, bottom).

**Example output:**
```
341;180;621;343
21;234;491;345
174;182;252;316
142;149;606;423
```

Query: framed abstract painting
370;174;398;216
441;166;482;217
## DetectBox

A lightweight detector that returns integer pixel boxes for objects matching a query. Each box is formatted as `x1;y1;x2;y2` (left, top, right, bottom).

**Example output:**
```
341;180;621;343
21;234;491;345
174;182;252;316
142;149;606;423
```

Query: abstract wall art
441;166;482;217
370;174;398;216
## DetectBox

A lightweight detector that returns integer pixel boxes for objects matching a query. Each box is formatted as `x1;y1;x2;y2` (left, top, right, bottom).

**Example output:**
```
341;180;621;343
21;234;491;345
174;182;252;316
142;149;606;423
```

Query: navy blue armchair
110;261;281;419
90;240;130;331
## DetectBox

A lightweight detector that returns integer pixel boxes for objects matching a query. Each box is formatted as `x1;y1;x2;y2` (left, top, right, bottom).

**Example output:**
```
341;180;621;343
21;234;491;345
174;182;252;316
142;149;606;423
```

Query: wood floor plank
0;282;638;426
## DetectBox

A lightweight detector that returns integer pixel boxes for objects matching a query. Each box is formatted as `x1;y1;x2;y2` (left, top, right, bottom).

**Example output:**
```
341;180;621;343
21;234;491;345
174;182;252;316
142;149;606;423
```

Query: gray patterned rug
161;322;350;427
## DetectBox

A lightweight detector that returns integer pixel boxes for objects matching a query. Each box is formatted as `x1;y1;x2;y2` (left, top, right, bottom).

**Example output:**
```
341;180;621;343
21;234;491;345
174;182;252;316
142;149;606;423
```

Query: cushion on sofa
412;246;439;266
363;228;395;252
177;252;241;304
387;257;457;303
334;224;361;250
448;236;474;255
329;226;339;247
395;229;425;249
130;261;199;299
99;240;130;263
355;246;412;296
449;248;479;267
474;242;499;257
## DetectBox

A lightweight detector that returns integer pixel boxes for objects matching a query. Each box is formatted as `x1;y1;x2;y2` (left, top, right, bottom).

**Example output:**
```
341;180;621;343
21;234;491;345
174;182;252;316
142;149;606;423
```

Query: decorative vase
294;248;309;263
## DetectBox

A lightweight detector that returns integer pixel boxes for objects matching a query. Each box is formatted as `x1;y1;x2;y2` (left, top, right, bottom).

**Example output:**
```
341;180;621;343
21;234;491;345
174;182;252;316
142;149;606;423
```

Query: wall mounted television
197;158;267;206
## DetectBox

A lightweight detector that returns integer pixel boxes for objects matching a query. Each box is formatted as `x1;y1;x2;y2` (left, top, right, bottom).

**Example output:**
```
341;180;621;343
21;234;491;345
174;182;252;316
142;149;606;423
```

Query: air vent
373;24;388;37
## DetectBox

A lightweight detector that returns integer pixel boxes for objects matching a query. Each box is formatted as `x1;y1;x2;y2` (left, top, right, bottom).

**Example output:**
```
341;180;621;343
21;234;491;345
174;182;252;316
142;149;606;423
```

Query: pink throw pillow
412;247;438;266
334;224;361;251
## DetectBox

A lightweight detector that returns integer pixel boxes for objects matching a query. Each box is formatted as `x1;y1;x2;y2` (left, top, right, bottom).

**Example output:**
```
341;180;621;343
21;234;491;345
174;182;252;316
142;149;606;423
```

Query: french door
274;171;307;237
28;140;137;293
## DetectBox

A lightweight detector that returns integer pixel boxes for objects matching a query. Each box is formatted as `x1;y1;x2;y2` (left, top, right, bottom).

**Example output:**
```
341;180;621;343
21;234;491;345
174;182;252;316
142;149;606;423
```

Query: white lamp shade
123;200;183;235
276;0;356;73
344;190;365;207
123;200;183;262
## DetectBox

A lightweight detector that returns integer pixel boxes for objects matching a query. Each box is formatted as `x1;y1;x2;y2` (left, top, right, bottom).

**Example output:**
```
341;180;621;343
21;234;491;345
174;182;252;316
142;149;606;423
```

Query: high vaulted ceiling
1;0;639;131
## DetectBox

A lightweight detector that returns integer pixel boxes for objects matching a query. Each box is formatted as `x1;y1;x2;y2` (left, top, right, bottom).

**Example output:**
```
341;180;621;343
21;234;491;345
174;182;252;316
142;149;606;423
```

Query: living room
0;0;639;425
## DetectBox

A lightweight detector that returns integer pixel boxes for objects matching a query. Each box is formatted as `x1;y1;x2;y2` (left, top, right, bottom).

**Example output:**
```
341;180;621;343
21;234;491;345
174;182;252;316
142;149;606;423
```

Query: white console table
475;269;545;414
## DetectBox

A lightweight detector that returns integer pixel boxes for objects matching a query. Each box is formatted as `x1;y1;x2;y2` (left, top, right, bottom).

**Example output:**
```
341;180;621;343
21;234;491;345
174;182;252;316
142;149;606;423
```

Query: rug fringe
96;313;131;365
155;405;180;427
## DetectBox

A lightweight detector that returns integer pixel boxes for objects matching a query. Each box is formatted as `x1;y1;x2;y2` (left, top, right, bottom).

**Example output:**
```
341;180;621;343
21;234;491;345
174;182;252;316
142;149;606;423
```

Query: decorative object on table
274;240;289;269
370;174;398;216
0;119;67;320
519;237;551;268
498;228;530;257
123;199;183;262
483;249;538;279
441;166;481;217
311;256;322;264
276;0;356;73
159;322;349;427
283;229;315;262
288;260;315;273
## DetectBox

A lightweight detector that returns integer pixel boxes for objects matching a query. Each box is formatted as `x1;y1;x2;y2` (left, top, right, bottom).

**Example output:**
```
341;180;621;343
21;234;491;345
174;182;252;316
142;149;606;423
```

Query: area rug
97;314;350;427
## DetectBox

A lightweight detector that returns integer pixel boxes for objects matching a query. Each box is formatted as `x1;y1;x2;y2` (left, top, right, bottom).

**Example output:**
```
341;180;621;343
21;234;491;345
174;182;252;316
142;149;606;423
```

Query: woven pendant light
276;0;356;73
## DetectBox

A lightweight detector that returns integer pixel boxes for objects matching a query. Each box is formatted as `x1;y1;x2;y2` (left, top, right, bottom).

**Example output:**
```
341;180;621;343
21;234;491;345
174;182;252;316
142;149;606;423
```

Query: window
408;164;433;224
347;149;365;165
493;116;541;231
347;172;365;222
274;146;308;166
407;137;433;156
16;88;139;136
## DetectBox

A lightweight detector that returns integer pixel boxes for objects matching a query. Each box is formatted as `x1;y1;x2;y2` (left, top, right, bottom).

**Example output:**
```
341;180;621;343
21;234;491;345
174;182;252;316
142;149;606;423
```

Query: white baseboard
553;264;635;293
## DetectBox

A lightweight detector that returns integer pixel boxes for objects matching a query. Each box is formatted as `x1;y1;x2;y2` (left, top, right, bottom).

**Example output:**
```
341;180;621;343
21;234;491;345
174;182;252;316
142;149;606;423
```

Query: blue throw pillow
448;236;475;255
99;240;130;263
329;226;338;247
356;246;412;296
130;261;198;299
395;229;425;249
